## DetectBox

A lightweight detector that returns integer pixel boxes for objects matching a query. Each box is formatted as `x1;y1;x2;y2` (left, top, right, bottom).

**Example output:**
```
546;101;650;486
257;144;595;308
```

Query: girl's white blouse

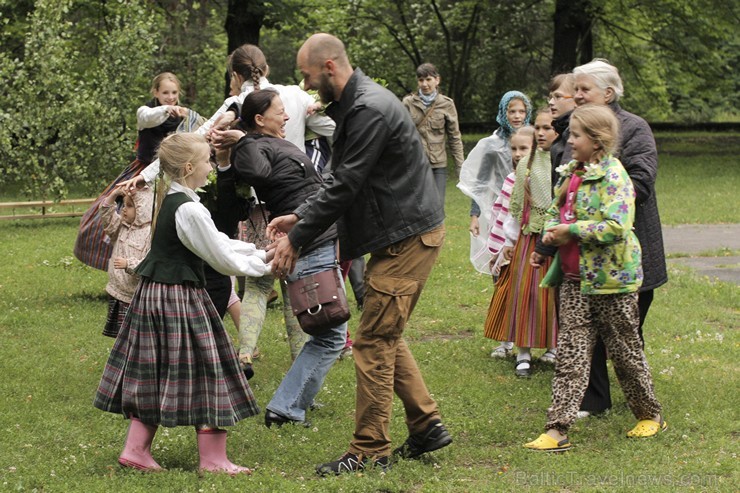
168;182;270;278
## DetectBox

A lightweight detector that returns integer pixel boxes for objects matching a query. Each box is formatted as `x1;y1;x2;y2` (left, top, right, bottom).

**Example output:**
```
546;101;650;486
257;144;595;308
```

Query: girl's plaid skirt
102;296;129;338
94;279;259;427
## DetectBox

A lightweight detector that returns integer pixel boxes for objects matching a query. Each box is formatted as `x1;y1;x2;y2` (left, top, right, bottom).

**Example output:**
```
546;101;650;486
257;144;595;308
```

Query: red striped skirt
483;233;558;348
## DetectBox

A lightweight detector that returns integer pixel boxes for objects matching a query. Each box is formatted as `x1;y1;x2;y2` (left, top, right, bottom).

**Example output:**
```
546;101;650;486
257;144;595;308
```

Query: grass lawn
0;134;738;492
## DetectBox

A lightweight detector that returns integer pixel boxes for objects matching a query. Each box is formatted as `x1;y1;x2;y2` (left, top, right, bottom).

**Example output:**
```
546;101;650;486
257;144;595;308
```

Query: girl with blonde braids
484;109;559;377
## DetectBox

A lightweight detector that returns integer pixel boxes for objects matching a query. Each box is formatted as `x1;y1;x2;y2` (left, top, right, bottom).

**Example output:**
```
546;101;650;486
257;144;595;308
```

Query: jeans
431;167;447;214
266;241;347;421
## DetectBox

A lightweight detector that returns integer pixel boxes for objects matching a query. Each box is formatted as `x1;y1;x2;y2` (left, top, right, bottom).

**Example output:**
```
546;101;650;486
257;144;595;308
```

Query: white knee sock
517;347;531;362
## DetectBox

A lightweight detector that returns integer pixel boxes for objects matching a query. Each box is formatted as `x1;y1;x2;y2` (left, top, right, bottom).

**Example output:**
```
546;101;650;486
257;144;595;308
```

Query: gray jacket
290;69;444;260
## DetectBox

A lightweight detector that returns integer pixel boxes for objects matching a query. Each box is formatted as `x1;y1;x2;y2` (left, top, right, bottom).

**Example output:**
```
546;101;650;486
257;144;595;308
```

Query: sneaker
576;411;591;419
490;342;514;359
392;420;452;459
316;452;390;476
540;349;557;365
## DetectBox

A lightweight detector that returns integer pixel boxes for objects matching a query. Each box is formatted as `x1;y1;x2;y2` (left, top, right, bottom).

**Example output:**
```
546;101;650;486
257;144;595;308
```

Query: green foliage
147;1;227;112
261;0;738;124
0;0;159;200
0;0;35;59
594;0;740;122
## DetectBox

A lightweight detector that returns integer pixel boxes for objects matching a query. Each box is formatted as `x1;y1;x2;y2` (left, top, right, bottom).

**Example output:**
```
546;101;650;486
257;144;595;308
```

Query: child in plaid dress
94;133;272;475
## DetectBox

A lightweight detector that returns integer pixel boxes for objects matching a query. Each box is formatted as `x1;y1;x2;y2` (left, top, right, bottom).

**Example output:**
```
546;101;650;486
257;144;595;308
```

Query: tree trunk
224;0;265;97
551;0;594;75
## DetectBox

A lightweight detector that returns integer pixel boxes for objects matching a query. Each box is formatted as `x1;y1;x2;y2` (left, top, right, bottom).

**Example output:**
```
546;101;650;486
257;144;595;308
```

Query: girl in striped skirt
94;133;272;475
484;109;560;377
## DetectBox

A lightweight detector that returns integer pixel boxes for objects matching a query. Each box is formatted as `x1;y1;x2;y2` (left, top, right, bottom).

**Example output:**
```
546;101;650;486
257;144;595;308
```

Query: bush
0;0;159;200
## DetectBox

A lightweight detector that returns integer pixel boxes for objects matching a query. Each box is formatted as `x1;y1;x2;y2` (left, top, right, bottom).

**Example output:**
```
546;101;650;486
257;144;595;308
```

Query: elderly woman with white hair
569;59;668;419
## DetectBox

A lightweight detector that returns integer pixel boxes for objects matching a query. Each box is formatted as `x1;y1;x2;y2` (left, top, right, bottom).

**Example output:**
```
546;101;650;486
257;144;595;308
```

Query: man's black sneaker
393;420;452;459
316;452;390;476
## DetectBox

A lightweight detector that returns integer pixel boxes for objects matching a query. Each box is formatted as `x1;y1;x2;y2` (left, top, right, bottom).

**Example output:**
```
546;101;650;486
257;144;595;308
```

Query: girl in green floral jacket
525;104;665;452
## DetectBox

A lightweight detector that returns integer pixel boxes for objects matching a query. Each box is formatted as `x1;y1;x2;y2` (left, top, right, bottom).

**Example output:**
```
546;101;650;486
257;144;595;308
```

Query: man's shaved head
297;33;353;103
299;33;350;69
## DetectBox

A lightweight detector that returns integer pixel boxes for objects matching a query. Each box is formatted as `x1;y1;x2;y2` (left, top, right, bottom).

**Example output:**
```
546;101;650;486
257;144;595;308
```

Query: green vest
136;192;206;287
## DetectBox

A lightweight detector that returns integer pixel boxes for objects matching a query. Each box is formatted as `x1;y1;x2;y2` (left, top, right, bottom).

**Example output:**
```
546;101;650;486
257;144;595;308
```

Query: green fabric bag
540;252;564;288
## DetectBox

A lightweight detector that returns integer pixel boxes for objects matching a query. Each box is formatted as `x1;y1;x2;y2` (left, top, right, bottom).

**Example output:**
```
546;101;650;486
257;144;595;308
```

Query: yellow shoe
627;418;667;438
523;433;571;452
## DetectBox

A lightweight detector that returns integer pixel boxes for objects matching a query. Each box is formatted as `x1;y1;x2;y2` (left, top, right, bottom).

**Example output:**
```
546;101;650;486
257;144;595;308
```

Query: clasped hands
264;214;300;279
207;111;244;150
529;224;573;268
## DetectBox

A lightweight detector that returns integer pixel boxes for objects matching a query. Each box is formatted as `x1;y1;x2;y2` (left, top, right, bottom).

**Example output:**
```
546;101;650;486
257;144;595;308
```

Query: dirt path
663;224;740;285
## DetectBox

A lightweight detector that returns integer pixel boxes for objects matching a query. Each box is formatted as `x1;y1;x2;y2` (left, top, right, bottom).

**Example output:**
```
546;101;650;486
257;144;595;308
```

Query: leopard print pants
546;280;662;434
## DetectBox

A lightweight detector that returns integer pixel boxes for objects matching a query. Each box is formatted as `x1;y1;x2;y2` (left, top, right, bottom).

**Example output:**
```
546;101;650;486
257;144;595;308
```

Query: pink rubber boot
118;417;163;471
196;429;251;475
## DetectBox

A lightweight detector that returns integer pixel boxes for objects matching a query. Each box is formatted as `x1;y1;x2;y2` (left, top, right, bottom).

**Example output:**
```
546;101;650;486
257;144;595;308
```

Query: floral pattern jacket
546;155;643;294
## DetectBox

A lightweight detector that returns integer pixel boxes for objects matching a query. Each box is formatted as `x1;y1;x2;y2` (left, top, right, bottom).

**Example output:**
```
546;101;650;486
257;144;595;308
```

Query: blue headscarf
496;90;532;139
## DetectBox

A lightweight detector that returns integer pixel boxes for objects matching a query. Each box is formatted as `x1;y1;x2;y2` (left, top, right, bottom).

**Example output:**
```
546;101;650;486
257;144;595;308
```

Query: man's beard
317;72;334;104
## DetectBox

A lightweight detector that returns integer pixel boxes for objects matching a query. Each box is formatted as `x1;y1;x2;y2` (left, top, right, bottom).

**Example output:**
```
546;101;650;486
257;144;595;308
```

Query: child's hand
306;102;322;115
113;257;128;269
469;216;480;237
530;252;546;268
490;255;501;276
543;224;573;246
502;246;514;261
167;106;187;118
103;186;124;206
489;254;498;271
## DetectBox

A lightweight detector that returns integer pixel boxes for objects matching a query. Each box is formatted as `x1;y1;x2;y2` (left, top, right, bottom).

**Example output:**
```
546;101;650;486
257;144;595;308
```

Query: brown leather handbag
286;268;351;336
